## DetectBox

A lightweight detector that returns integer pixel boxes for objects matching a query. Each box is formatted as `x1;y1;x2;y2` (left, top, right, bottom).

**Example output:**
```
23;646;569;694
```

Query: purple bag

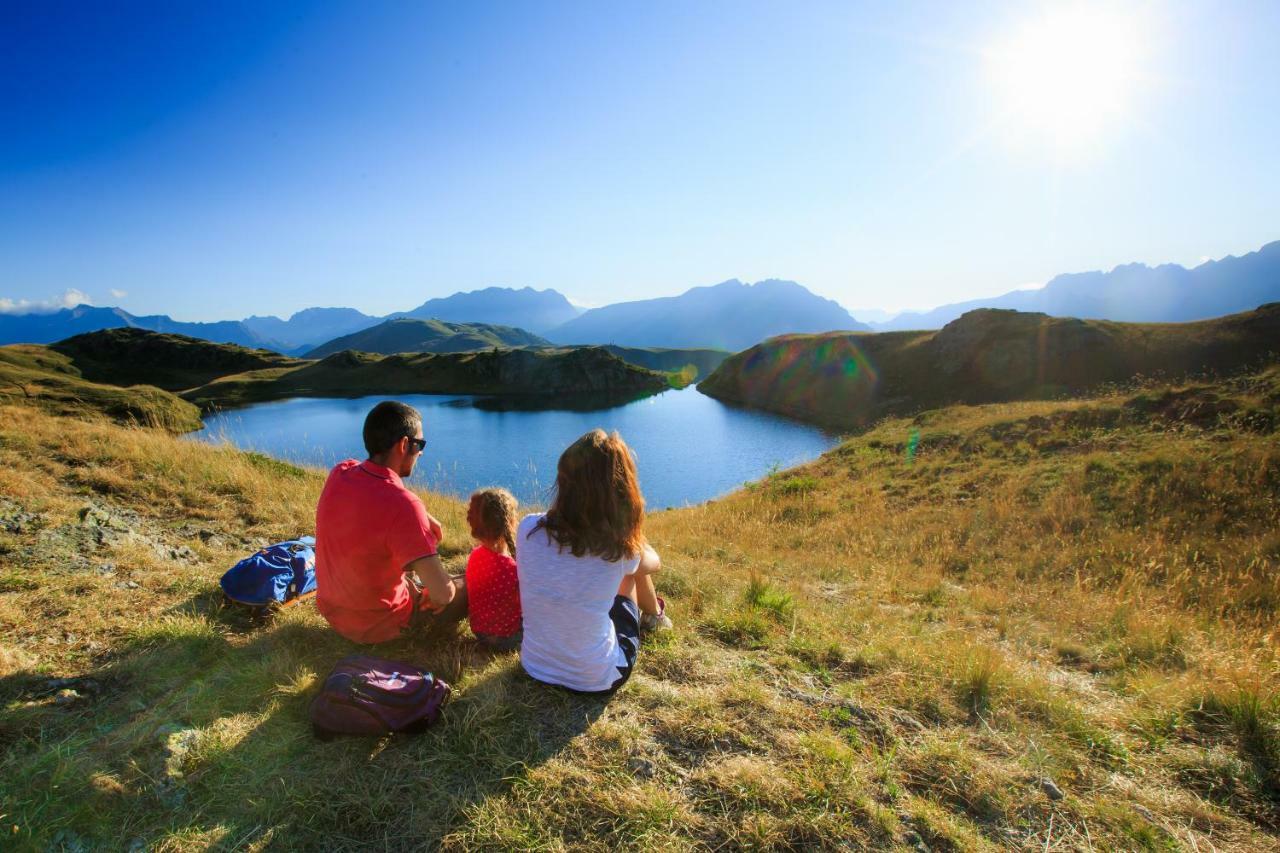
309;654;451;738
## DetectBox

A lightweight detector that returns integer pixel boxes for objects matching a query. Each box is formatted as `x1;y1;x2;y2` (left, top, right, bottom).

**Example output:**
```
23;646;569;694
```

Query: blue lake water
191;387;840;509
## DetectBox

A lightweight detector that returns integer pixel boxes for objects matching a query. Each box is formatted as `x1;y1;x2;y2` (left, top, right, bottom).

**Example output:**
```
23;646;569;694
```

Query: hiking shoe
640;596;673;633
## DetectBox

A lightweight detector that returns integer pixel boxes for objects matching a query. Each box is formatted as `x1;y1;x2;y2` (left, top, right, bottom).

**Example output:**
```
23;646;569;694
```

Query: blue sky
2;0;1278;321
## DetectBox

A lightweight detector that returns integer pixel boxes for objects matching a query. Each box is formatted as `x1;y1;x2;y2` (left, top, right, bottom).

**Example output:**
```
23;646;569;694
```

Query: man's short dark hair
363;401;422;456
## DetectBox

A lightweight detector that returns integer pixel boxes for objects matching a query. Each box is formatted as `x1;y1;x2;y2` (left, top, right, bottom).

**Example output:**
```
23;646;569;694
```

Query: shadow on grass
1;604;612;849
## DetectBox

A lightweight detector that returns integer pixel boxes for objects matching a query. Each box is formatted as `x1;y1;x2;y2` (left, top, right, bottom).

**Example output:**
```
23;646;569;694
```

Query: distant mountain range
242;307;380;351
0;288;572;353
0;305;269;349
3;240;1278;352
875;240;1280;331
548;279;869;350
392;286;580;334
305;318;551;358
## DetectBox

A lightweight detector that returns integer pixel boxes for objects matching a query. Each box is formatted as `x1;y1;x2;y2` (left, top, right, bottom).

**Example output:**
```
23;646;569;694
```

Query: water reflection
192;387;838;508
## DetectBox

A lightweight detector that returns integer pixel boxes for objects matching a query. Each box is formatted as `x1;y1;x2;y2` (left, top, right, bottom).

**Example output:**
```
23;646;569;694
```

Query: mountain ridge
304;318;552;358
393;286;580;334
548;278;870;350
875;240;1280;330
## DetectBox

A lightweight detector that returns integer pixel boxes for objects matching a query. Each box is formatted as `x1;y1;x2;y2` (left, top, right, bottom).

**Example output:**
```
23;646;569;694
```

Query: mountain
876;240;1280;331
700;303;1280;430
305;318;552;358
0;304;273;349
242;307;380;351
395;287;580;334
546;279;870;351
50;328;299;391
182;347;670;410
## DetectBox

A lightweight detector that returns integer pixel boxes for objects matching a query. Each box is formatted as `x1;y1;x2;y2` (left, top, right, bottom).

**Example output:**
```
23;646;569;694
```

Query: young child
465;487;522;651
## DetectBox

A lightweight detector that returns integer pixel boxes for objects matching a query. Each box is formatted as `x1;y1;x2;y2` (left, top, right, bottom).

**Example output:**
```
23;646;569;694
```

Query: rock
905;830;931;852
168;545;198;562
1038;777;1065;801
96;562;116;575
0;498;44;534
48;829;90;852
891;710;926;732
41;677;77;692
626;756;657;778
115;580;140;590
196;530;224;548
163;727;201;781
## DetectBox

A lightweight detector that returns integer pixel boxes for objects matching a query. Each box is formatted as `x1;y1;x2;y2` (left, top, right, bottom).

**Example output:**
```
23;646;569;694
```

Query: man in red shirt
315;400;463;643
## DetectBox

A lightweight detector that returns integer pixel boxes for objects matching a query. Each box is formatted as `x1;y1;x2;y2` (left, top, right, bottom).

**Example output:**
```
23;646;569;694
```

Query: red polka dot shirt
465;545;521;637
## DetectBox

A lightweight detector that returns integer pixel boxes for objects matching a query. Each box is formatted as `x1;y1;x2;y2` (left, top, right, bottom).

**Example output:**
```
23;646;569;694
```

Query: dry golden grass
1;366;1278;850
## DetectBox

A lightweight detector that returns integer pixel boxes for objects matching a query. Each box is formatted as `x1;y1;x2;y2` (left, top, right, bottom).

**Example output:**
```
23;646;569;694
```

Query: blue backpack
220;537;318;615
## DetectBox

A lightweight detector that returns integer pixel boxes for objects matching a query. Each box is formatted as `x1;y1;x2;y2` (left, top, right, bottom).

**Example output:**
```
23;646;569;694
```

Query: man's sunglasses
404;436;426;453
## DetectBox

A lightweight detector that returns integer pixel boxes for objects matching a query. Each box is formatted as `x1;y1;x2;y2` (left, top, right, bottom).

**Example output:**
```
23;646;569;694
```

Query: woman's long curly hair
467;487;519;556
531;429;645;562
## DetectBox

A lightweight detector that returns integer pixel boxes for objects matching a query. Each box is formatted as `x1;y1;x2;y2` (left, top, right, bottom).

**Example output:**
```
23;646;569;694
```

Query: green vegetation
1;357;1278;848
183;346;672;410
595;345;731;381
700;303;1280;430
0;344;202;432
304;317;552;358
51;327;299;391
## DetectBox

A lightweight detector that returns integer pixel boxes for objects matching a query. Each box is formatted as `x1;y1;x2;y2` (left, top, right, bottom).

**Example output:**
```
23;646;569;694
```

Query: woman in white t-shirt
517;429;670;694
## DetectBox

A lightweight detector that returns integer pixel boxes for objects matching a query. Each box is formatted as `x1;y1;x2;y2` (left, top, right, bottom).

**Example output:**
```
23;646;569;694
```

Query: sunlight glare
985;3;1149;158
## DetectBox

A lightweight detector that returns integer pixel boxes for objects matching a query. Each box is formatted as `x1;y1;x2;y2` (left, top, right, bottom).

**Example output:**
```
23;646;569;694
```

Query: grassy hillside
183;346;672;410
597;345;731;382
700;304;1280;430
0;344;202;432
51;327;300;390
304;318;553;359
1;363;1277;848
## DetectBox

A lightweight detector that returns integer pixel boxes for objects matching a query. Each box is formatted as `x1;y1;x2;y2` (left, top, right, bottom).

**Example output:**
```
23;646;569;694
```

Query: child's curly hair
467;487;519;556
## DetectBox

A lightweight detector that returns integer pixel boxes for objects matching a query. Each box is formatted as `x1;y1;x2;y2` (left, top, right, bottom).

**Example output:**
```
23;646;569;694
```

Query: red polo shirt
315;459;438;643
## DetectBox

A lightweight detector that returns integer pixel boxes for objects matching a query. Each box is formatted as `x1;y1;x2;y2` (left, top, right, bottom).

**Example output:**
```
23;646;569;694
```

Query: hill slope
877;239;1280;330
548;279;869;350
396;286;580;334
0;344;202;431
305;318;552;358
51;328;300;391
0;364;1276;848
701;303;1280;430
183;346;671;409
596;345;730;381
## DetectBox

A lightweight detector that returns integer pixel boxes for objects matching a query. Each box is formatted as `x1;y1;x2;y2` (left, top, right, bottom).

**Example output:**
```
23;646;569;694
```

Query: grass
700;303;1280;430
0;361;1278;848
0;345;202;432
180;346;671;410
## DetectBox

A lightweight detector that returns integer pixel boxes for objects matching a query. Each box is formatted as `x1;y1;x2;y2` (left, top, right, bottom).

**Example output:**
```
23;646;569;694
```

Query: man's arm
407;553;454;610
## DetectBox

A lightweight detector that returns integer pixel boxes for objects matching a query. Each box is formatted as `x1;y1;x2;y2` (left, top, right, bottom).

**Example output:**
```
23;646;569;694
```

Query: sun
984;3;1149;158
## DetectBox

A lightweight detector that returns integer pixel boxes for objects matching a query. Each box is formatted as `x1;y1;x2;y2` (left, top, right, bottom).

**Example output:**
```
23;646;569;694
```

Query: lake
191;387;839;508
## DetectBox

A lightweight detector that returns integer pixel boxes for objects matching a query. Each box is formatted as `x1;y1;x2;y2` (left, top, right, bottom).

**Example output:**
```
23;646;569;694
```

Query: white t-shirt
516;513;640;692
